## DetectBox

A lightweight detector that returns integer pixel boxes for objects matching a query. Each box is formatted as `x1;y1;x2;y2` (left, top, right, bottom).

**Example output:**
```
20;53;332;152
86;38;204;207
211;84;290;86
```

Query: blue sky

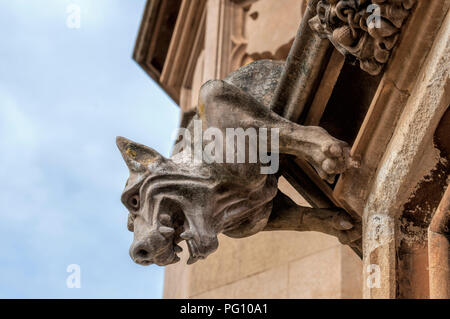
0;0;180;298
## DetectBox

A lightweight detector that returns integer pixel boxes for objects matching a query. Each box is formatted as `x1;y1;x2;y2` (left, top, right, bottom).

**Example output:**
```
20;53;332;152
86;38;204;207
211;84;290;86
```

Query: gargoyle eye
128;195;140;210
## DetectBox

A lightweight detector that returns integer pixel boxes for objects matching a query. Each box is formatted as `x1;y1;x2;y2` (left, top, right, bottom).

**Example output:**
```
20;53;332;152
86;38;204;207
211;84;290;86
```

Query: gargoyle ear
116;136;167;173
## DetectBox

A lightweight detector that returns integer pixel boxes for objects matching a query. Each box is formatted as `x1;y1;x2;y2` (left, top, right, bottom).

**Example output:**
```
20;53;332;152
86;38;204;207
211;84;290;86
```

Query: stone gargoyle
117;60;361;266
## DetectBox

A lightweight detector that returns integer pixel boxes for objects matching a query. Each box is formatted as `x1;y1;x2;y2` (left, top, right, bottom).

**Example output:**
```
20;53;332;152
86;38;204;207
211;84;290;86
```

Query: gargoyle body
117;60;361;266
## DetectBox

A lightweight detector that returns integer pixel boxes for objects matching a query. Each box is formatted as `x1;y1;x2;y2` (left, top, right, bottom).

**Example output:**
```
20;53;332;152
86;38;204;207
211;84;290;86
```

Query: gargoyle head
116;136;219;266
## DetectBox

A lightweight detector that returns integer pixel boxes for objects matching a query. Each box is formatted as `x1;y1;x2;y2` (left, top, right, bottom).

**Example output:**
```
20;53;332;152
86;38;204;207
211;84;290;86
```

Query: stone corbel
309;0;416;75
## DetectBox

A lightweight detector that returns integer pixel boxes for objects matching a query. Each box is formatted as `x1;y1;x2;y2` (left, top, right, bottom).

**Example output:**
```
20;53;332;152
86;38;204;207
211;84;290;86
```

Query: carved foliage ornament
309;0;416;75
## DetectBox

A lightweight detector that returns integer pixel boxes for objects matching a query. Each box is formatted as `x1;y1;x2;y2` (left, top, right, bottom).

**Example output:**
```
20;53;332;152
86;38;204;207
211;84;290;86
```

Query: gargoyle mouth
157;216;216;265
146;197;219;266
144;201;196;266
155;244;182;266
180;228;219;265
160;224;205;265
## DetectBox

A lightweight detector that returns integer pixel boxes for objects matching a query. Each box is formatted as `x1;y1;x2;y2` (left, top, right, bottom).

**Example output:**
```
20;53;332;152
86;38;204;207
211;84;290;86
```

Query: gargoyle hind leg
199;80;354;183
264;191;362;256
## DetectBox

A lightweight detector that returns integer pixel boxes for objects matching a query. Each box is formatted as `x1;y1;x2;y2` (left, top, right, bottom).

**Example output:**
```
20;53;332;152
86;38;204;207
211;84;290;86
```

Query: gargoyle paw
306;128;355;183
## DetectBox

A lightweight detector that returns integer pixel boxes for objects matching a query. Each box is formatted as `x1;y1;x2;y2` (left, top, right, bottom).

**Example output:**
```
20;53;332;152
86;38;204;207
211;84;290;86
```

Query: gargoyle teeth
180;230;194;240
174;245;183;253
159;226;175;237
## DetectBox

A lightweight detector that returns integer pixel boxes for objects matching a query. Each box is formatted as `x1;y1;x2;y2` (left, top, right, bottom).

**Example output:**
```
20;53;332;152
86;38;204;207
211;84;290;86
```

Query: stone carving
309;0;416;75
117;60;361;266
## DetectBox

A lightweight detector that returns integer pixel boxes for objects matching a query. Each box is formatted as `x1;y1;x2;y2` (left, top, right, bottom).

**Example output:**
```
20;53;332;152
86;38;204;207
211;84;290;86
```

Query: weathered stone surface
362;8;450;298
117;59;361;267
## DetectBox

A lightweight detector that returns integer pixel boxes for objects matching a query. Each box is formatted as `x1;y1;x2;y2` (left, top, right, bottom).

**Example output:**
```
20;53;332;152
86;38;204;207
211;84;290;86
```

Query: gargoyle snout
129;226;178;266
129;240;154;266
